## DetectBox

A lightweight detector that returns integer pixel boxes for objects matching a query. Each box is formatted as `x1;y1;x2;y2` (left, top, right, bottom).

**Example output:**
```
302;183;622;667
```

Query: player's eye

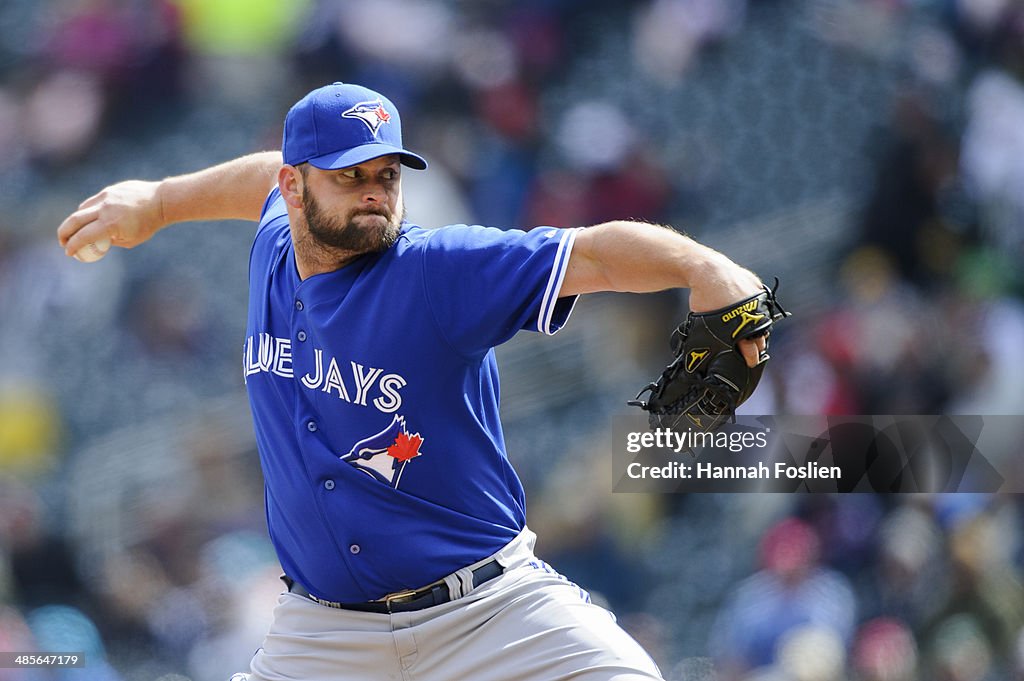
381;168;398;181
341;168;360;179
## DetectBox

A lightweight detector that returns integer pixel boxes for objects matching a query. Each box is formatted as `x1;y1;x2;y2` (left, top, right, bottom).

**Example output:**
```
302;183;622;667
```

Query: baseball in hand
73;237;112;263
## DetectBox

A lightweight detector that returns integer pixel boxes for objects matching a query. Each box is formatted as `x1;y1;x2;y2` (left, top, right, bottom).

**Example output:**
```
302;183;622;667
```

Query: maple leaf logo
387;431;423;462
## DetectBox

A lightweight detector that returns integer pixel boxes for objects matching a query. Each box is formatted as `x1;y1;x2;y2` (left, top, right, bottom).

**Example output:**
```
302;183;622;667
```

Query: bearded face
301;182;405;255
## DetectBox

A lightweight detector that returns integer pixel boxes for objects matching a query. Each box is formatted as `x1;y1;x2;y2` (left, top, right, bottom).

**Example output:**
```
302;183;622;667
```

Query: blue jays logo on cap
342;100;392;136
282;82;427;171
340;415;424;489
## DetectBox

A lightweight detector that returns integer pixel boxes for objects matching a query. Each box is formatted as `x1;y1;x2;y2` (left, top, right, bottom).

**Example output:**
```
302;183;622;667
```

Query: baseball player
57;82;767;681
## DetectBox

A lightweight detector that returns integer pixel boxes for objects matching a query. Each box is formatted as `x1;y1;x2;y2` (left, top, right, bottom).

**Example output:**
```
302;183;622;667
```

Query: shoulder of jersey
397;223;481;247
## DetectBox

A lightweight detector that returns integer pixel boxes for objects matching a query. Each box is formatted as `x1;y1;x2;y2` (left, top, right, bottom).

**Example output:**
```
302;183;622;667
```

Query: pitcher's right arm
58;151;282;259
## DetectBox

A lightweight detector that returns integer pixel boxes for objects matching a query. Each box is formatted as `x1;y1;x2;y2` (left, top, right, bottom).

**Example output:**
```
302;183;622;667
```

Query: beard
302;188;404;255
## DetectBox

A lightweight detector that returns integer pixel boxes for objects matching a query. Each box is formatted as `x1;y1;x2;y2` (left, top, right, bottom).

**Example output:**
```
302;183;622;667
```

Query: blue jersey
243;188;578;602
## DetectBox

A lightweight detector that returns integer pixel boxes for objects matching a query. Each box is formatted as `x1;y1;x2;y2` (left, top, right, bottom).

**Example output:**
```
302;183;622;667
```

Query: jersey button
324;480;335;490
297;330;307;342
349;544;361;555
295;300;304;311
306;420;318;432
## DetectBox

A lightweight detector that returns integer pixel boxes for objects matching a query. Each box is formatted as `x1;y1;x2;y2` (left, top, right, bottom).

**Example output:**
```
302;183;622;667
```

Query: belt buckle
383;588;420;611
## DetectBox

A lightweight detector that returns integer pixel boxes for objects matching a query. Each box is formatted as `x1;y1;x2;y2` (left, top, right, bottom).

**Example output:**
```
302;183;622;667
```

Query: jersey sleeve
250;187;292;272
420;224;579;358
258;187;285;227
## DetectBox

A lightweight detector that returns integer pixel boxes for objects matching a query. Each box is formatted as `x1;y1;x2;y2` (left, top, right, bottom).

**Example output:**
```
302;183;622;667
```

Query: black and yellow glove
629;279;790;434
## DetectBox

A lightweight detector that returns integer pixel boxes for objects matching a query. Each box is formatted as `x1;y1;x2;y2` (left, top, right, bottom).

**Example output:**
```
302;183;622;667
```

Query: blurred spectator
41;0;186;133
26;604;123;681
0;480;82;608
172;0;304;105
961;65;1024;260
172;0;306;56
870;503;946;630
798;495;884;578
776;624;847;681
335;0;453;73
0;383;59;477
92;549;172;665
828;254;958;413
22;70;105;167
632;0;747;84
709;518;856;680
27;602;121;675
0;606;42;681
858;90;968;289
555;101;637;175
1014;625;1024;681
46;1;164;84
852;617;919;681
923;508;1024;659
186;562;281;681
944;296;1024;418
927;615;994;681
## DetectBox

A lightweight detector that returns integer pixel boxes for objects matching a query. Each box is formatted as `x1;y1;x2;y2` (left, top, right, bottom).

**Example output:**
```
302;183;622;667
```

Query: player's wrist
687;253;762;313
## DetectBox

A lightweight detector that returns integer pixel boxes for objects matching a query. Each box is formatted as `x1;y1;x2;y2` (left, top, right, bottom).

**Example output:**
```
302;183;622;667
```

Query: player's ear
279;165;304;209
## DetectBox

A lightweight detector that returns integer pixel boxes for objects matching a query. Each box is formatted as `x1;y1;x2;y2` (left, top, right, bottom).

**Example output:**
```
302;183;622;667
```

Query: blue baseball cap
282;82;427;171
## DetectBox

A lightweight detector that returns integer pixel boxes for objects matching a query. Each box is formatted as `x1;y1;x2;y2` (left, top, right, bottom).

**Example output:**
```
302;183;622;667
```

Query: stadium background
1;0;1023;679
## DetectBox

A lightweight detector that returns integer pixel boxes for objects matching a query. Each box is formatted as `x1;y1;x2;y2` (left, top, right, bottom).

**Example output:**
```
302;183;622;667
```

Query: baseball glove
629;279;790;434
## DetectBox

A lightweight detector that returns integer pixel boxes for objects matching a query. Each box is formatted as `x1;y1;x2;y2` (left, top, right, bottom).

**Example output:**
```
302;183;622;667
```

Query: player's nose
362;181;387;203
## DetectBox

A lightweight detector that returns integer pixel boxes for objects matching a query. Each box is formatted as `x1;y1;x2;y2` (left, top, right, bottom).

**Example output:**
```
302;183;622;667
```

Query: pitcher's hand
58;180;164;259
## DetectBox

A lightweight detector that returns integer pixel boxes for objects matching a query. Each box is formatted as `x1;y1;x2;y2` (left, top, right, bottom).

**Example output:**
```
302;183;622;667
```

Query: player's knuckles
78;194;100;209
62;205;101;235
67;226;104;252
64;231;87;251
94;210;132;236
56;218;73;243
58;216;88;246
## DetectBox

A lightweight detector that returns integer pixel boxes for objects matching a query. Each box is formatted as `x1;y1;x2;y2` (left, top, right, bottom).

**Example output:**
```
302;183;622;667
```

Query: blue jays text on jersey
243;334;408;413
244;188;579;603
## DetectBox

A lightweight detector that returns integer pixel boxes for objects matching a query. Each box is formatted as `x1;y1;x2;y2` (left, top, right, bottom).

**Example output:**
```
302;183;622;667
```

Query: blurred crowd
1;0;1024;680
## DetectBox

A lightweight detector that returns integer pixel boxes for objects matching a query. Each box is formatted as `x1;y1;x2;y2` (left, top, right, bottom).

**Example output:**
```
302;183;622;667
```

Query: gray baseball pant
235;528;664;681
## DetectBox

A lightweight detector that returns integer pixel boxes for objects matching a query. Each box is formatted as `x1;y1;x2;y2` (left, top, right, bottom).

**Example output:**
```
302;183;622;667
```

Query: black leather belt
283;559;504;614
